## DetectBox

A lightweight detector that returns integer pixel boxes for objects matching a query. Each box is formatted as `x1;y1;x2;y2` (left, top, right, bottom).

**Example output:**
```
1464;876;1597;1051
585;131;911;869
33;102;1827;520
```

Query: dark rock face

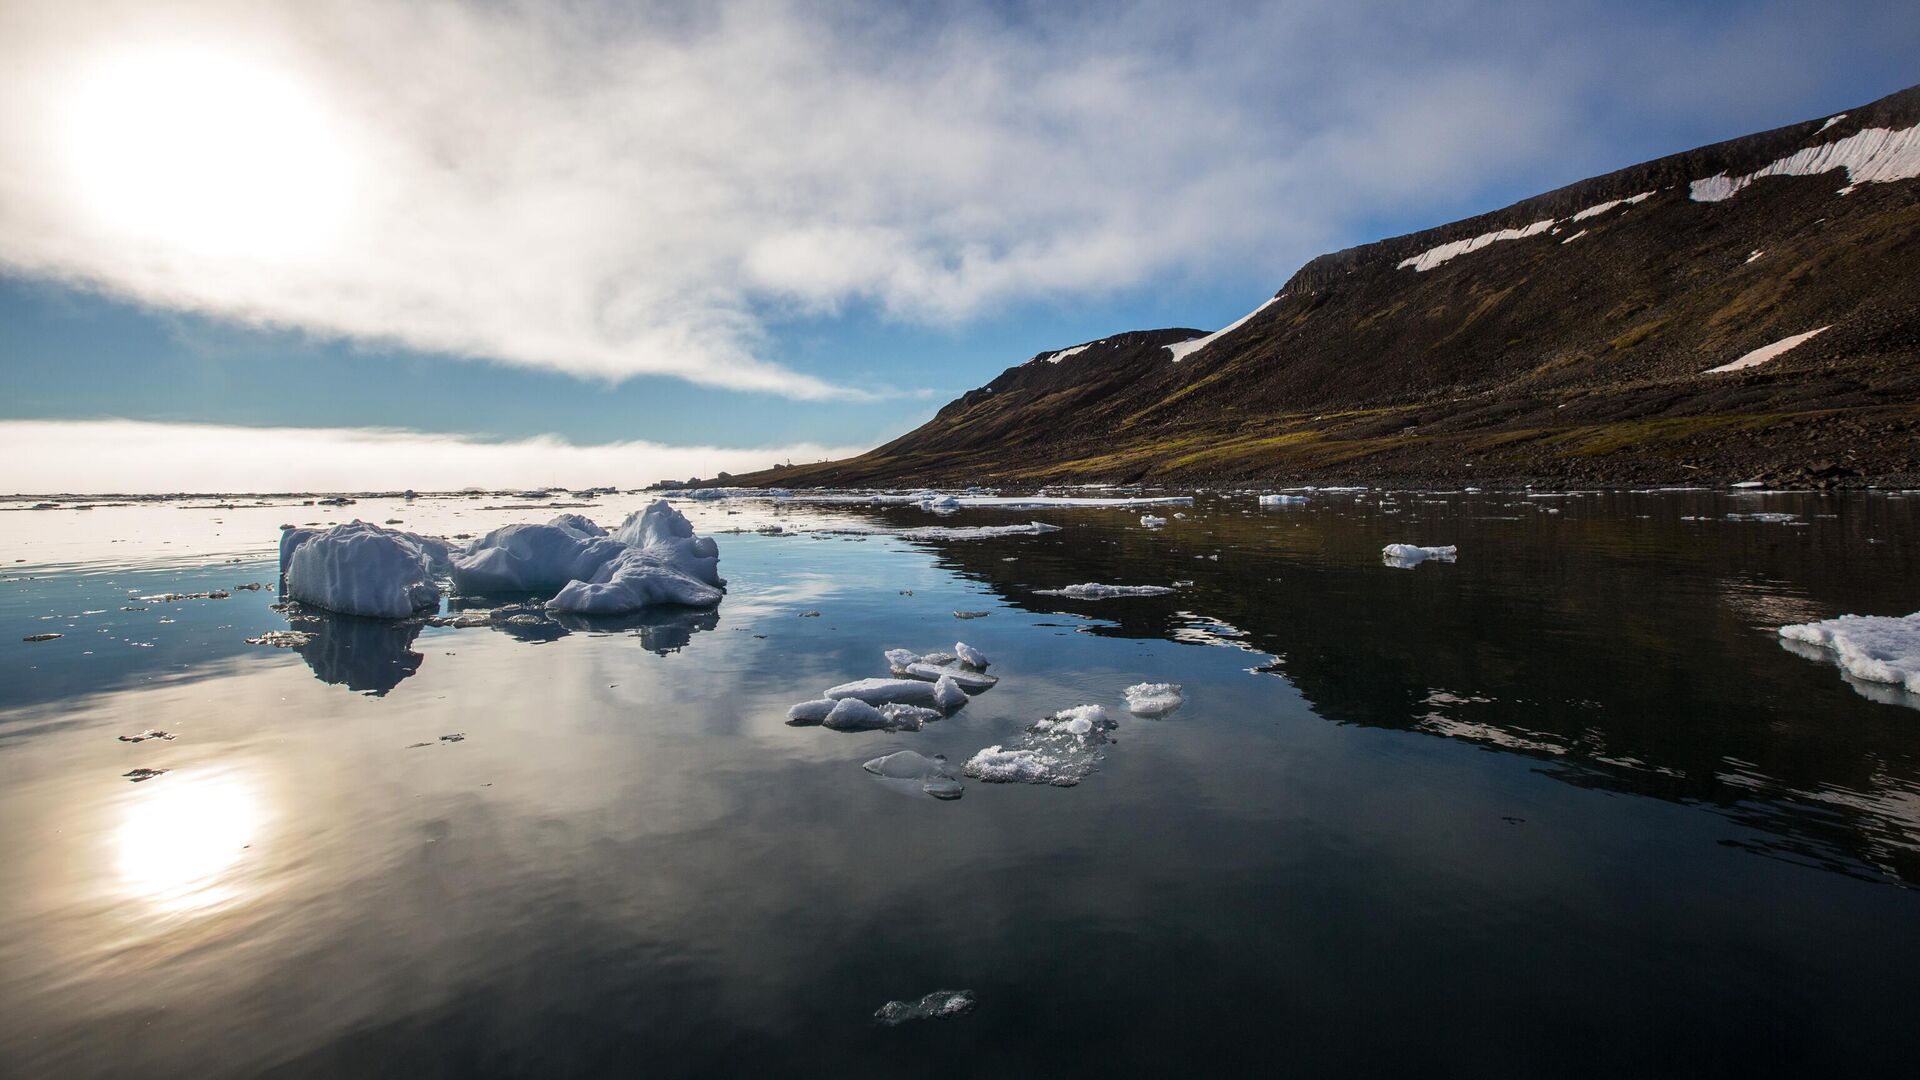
740;84;1920;488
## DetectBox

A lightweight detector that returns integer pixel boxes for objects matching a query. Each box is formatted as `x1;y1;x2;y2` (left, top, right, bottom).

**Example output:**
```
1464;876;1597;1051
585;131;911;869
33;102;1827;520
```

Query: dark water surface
3;489;1918;1077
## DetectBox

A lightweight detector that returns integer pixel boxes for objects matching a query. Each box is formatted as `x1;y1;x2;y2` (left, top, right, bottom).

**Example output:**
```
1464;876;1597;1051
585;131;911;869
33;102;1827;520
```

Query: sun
59;46;356;261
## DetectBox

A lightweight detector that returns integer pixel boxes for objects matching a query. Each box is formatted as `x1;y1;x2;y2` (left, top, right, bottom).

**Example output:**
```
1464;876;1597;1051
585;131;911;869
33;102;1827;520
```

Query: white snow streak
1704;326;1831;373
1396;219;1555;272
1690;123;1920;202
1164;295;1282;361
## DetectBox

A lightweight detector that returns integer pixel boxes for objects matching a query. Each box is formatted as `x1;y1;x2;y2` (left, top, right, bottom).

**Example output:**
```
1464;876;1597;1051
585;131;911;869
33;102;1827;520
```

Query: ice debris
874;989;976;1025
964;705;1116;786
246;630;315;648
1035;583;1178;599
1140;514;1167;527
1780;611;1920;695
1259;494;1308;506
954;641;989;669
1381;543;1458;569
1123;682;1185;717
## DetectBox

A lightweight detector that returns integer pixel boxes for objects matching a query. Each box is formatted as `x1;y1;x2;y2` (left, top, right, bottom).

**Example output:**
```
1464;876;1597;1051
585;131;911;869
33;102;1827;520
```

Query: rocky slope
738;84;1920;489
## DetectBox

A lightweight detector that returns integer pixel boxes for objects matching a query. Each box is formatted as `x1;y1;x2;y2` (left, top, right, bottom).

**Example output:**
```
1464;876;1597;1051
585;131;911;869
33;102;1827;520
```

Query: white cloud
0;1;1911;400
0;420;862;494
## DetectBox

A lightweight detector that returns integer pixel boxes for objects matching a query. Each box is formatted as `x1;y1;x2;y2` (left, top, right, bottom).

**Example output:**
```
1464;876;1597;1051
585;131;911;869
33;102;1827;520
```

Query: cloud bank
1;1;1913;399
0;420;862;494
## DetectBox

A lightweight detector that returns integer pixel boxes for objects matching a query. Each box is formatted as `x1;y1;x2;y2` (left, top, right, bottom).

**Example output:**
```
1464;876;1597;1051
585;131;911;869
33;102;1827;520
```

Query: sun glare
115;768;267;915
60;46;355;260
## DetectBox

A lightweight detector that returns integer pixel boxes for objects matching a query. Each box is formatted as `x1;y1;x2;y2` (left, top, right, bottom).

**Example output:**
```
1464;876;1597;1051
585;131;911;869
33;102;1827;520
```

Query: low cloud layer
0;420;861;494
1;1;1912;399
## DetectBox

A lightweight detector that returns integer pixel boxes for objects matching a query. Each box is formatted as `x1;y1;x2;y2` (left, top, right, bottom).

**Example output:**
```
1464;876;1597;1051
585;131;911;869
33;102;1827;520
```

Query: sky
2;0;1916;492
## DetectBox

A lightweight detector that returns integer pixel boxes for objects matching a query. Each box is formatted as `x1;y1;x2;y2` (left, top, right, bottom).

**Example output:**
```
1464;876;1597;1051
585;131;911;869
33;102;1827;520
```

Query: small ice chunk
823;698;887;731
1381;543;1458;569
863;750;941;779
1140;514;1167;527
874;989;976;1026
1124;682;1185;716
787;698;837;724
1780;611;1920;695
286;521;442;619
1259;494;1308;506
824;676;968;712
954;641;988;669
901;662;997;691
1035;583;1177;599
884;647;921;670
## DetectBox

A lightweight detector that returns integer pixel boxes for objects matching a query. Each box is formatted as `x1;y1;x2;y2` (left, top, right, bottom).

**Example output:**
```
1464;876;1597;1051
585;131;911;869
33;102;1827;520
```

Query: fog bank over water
0;419;863;494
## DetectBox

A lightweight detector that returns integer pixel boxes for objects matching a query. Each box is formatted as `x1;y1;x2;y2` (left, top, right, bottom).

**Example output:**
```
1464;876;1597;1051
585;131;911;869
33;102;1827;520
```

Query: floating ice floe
285;521;443;618
1124;682;1185;717
863;750;965;799
874;989;976;1025
1381;543;1458;569
954;641;989;669
1035;583;1178;599
1779;611;1920;696
824;676;969;712
1140;514;1167;527
1259;494;1308;506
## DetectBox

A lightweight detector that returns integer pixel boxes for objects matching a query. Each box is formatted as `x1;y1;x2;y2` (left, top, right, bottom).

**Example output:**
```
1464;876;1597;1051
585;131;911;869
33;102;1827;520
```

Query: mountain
737;84;1920;489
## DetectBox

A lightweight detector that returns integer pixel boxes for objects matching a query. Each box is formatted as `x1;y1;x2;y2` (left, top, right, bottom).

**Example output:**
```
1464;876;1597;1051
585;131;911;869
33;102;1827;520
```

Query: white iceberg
285;521;442;619
453;522;629;593
546;547;725;614
1780;612;1920;695
1124;682;1185;717
1035;583;1178;599
450;503;724;615
1381;543;1458;569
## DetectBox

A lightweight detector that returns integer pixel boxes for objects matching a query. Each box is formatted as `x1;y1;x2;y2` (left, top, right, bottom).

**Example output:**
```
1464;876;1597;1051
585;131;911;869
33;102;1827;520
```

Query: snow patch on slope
1397;219;1555;272
1691;123;1920;202
1164;295;1282;361
1570;190;1654;221
1703;326;1830;373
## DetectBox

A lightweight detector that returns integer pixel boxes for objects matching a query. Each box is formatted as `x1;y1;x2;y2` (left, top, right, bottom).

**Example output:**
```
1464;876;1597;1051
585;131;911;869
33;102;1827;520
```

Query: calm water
2;489;1918;1077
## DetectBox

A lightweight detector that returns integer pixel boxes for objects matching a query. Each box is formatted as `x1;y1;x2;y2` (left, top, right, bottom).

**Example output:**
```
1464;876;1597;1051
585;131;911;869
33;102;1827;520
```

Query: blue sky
2;0;1917;490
